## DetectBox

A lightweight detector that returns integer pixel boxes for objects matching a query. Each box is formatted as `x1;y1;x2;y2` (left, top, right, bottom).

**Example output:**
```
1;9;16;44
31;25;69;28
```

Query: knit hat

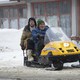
37;19;45;26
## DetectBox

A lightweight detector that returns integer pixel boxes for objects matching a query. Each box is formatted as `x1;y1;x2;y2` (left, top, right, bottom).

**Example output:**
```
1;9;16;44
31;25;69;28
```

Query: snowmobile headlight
63;43;70;47
43;47;56;51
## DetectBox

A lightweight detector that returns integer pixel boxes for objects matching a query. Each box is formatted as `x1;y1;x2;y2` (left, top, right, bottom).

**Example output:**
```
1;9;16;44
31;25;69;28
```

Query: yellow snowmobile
25;27;80;70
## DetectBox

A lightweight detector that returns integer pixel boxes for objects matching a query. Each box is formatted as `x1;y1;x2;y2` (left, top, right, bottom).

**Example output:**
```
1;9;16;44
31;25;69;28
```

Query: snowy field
0;28;24;67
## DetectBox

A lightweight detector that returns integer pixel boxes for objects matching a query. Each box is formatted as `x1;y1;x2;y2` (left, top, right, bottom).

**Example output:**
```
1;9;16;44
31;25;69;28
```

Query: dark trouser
23;39;35;66
36;39;44;56
27;39;35;51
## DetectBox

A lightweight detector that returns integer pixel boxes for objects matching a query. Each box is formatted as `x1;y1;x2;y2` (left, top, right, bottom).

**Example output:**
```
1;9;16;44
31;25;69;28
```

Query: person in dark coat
32;19;49;56
20;17;36;62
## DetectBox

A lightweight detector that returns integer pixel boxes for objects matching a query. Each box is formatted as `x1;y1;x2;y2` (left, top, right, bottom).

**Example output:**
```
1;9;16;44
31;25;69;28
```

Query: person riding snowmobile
20;17;36;64
32;19;49;57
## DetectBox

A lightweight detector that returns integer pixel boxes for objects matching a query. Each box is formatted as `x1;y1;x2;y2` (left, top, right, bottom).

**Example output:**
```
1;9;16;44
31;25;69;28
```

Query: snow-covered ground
0;28;24;67
0;28;79;68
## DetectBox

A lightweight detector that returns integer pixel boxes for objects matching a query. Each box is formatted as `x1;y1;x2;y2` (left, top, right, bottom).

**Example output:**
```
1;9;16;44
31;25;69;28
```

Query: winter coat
20;25;32;50
32;26;49;44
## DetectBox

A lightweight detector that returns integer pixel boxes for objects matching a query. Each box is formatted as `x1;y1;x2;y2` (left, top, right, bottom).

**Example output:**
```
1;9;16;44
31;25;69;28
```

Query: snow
0;29;22;51
0;28;79;68
0;28;24;67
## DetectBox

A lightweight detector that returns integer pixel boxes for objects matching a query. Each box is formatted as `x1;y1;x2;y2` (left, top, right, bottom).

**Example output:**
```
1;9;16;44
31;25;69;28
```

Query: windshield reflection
44;27;71;44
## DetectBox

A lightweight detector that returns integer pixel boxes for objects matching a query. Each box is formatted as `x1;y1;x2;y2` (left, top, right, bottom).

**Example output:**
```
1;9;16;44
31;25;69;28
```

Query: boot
26;49;34;61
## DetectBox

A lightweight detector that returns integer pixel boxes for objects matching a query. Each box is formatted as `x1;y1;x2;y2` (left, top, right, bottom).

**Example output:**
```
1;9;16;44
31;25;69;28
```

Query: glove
37;34;44;39
20;44;25;50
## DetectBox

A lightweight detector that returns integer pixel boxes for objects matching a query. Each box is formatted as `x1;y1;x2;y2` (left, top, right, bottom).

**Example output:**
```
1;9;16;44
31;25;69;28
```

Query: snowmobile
24;27;80;70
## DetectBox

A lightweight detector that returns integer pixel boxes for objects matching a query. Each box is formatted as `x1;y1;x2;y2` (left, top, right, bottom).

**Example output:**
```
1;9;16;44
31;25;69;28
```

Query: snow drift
0;28;23;67
0;28;23;52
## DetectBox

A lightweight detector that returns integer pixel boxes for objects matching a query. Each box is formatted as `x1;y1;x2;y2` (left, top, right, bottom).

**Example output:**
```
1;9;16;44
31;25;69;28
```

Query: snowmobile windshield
44;27;71;44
